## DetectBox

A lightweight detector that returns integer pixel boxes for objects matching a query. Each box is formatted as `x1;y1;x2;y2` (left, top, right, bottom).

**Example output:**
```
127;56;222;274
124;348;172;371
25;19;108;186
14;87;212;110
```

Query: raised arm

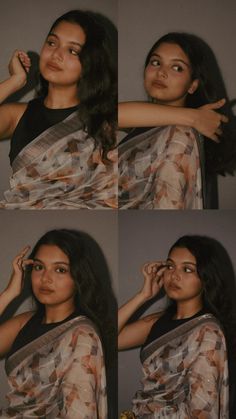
118;100;228;141
0;246;34;358
118;262;166;350
0;50;30;140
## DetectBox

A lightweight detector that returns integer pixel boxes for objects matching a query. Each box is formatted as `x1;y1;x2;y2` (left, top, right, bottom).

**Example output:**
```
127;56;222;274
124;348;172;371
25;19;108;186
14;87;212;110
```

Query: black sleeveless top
7;309;83;359
9;97;79;165
143;308;208;350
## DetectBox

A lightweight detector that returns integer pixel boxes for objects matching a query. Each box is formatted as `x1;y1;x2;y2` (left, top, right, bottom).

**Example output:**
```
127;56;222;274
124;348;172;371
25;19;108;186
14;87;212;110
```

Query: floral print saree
0;112;117;209
0;316;107;418
132;314;229;418
119;125;205;209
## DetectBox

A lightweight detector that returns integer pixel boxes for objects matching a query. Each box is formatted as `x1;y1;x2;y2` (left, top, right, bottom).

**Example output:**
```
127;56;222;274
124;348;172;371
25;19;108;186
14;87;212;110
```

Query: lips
152;80;167;88
46;62;62;71
167;283;181;291
38;287;54;294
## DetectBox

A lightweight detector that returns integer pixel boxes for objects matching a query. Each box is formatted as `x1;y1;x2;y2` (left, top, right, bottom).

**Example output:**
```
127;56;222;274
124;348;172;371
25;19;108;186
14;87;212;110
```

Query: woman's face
163;247;203;304
144;42;199;106
31;244;76;309
39;20;86;89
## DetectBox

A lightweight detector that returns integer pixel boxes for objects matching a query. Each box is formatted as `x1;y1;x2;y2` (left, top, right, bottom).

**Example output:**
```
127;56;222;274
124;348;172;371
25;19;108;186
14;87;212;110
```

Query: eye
150;59;160;67
166;263;174;270
55;266;68;274
172;64;183;72
46;40;56;47
33;263;43;271
184;266;194;273
69;48;80;56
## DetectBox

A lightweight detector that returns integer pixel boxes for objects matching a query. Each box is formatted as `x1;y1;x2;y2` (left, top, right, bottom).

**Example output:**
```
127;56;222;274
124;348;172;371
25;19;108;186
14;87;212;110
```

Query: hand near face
8;50;31;89
140;261;166;301
6;246;34;300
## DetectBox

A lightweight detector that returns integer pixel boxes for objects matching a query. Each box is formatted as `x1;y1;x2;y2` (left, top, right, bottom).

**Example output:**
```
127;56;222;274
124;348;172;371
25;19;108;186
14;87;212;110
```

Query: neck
43;302;75;324
44;84;79;109
174;299;203;319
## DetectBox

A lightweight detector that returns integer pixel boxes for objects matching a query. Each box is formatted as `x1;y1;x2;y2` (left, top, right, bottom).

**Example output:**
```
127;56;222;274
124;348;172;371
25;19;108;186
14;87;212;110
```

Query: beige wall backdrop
0;210;118;410
118;210;236;412
119;0;236;209
0;0;117;197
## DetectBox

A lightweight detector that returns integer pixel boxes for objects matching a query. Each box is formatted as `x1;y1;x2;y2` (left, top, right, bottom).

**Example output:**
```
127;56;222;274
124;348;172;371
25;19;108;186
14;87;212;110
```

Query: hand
5;246;34;300
8;50;31;89
140;261;167;301
194;99;228;142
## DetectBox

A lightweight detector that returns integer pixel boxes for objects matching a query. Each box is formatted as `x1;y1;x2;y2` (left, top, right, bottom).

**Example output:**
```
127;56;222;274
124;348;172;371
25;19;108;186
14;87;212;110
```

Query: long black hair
25;229;116;367
168;235;236;415
144;33;236;175
39;10;117;157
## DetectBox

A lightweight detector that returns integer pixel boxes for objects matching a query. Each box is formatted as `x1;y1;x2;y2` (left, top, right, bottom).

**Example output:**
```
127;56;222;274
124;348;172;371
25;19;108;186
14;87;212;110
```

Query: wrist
9;74;26;90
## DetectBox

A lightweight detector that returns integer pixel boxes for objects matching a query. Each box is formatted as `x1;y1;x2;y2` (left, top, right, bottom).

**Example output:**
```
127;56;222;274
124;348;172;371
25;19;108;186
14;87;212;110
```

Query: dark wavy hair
39;10;117;157
25;229;116;367
168;235;236;415
144;33;236;175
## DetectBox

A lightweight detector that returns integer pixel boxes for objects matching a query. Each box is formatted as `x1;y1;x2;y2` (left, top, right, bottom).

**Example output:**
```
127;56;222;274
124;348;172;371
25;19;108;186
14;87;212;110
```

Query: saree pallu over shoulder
119;125;206;209
133;314;229;419
1;316;107;419
0;112;117;209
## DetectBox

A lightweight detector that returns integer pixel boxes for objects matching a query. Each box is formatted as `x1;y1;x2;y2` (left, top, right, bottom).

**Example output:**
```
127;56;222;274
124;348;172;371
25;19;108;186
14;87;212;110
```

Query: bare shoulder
142;311;164;324
11;310;35;329
4;102;27;126
0;102;27;140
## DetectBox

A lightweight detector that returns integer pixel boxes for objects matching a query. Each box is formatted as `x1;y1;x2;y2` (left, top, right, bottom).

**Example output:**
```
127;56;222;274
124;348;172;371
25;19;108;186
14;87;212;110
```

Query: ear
188;79;199;95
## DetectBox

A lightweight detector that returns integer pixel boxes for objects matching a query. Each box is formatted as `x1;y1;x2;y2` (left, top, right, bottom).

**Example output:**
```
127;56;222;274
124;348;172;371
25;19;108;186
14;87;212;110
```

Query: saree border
140;313;220;364
5;315;92;375
11;110;84;173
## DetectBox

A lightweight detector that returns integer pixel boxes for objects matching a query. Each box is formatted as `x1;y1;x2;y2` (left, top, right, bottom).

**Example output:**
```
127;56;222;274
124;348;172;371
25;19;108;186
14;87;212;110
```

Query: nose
52;47;64;62
157;64;168;79
170;267;181;281
40;269;53;284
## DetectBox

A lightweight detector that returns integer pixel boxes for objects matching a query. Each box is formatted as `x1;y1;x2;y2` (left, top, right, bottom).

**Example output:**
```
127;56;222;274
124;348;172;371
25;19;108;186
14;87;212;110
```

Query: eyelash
149;60;184;72
166;264;194;273
46;40;80;56
32;264;68;274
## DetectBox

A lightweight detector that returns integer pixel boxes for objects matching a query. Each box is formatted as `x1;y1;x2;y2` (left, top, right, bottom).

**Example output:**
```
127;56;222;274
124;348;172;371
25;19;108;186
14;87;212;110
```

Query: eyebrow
150;53;190;67
167;258;196;266
33;258;70;266
48;32;83;48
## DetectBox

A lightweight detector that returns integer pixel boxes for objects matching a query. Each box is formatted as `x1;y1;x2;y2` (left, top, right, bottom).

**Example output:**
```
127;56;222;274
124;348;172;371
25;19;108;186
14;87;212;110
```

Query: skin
118;247;203;350
31;244;76;323
144;42;199;106
0;20;86;140
0;244;76;358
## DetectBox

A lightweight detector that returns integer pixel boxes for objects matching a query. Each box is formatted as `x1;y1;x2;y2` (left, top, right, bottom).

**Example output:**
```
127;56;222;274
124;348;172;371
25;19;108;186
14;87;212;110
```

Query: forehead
152;42;190;64
50;20;86;45
35;244;69;262
168;246;196;263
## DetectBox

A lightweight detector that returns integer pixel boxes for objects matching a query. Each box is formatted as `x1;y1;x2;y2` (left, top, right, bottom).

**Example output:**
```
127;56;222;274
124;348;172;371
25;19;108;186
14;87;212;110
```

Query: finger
220;115;228;124
206;98;226;110
215;128;222;136
209;134;220;143
22;259;34;268
18;245;31;257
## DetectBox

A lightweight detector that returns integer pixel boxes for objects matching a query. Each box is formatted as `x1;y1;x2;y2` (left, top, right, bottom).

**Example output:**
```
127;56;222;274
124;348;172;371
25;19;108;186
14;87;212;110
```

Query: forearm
118;292;147;333
0;290;15;315
0;76;23;104
118;102;196;129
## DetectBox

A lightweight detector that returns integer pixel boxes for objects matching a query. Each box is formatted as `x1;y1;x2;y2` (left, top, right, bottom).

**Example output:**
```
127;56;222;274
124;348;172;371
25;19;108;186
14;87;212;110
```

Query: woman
0;229;114;418
0;10;117;209
119;235;236;418
118;32;235;209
